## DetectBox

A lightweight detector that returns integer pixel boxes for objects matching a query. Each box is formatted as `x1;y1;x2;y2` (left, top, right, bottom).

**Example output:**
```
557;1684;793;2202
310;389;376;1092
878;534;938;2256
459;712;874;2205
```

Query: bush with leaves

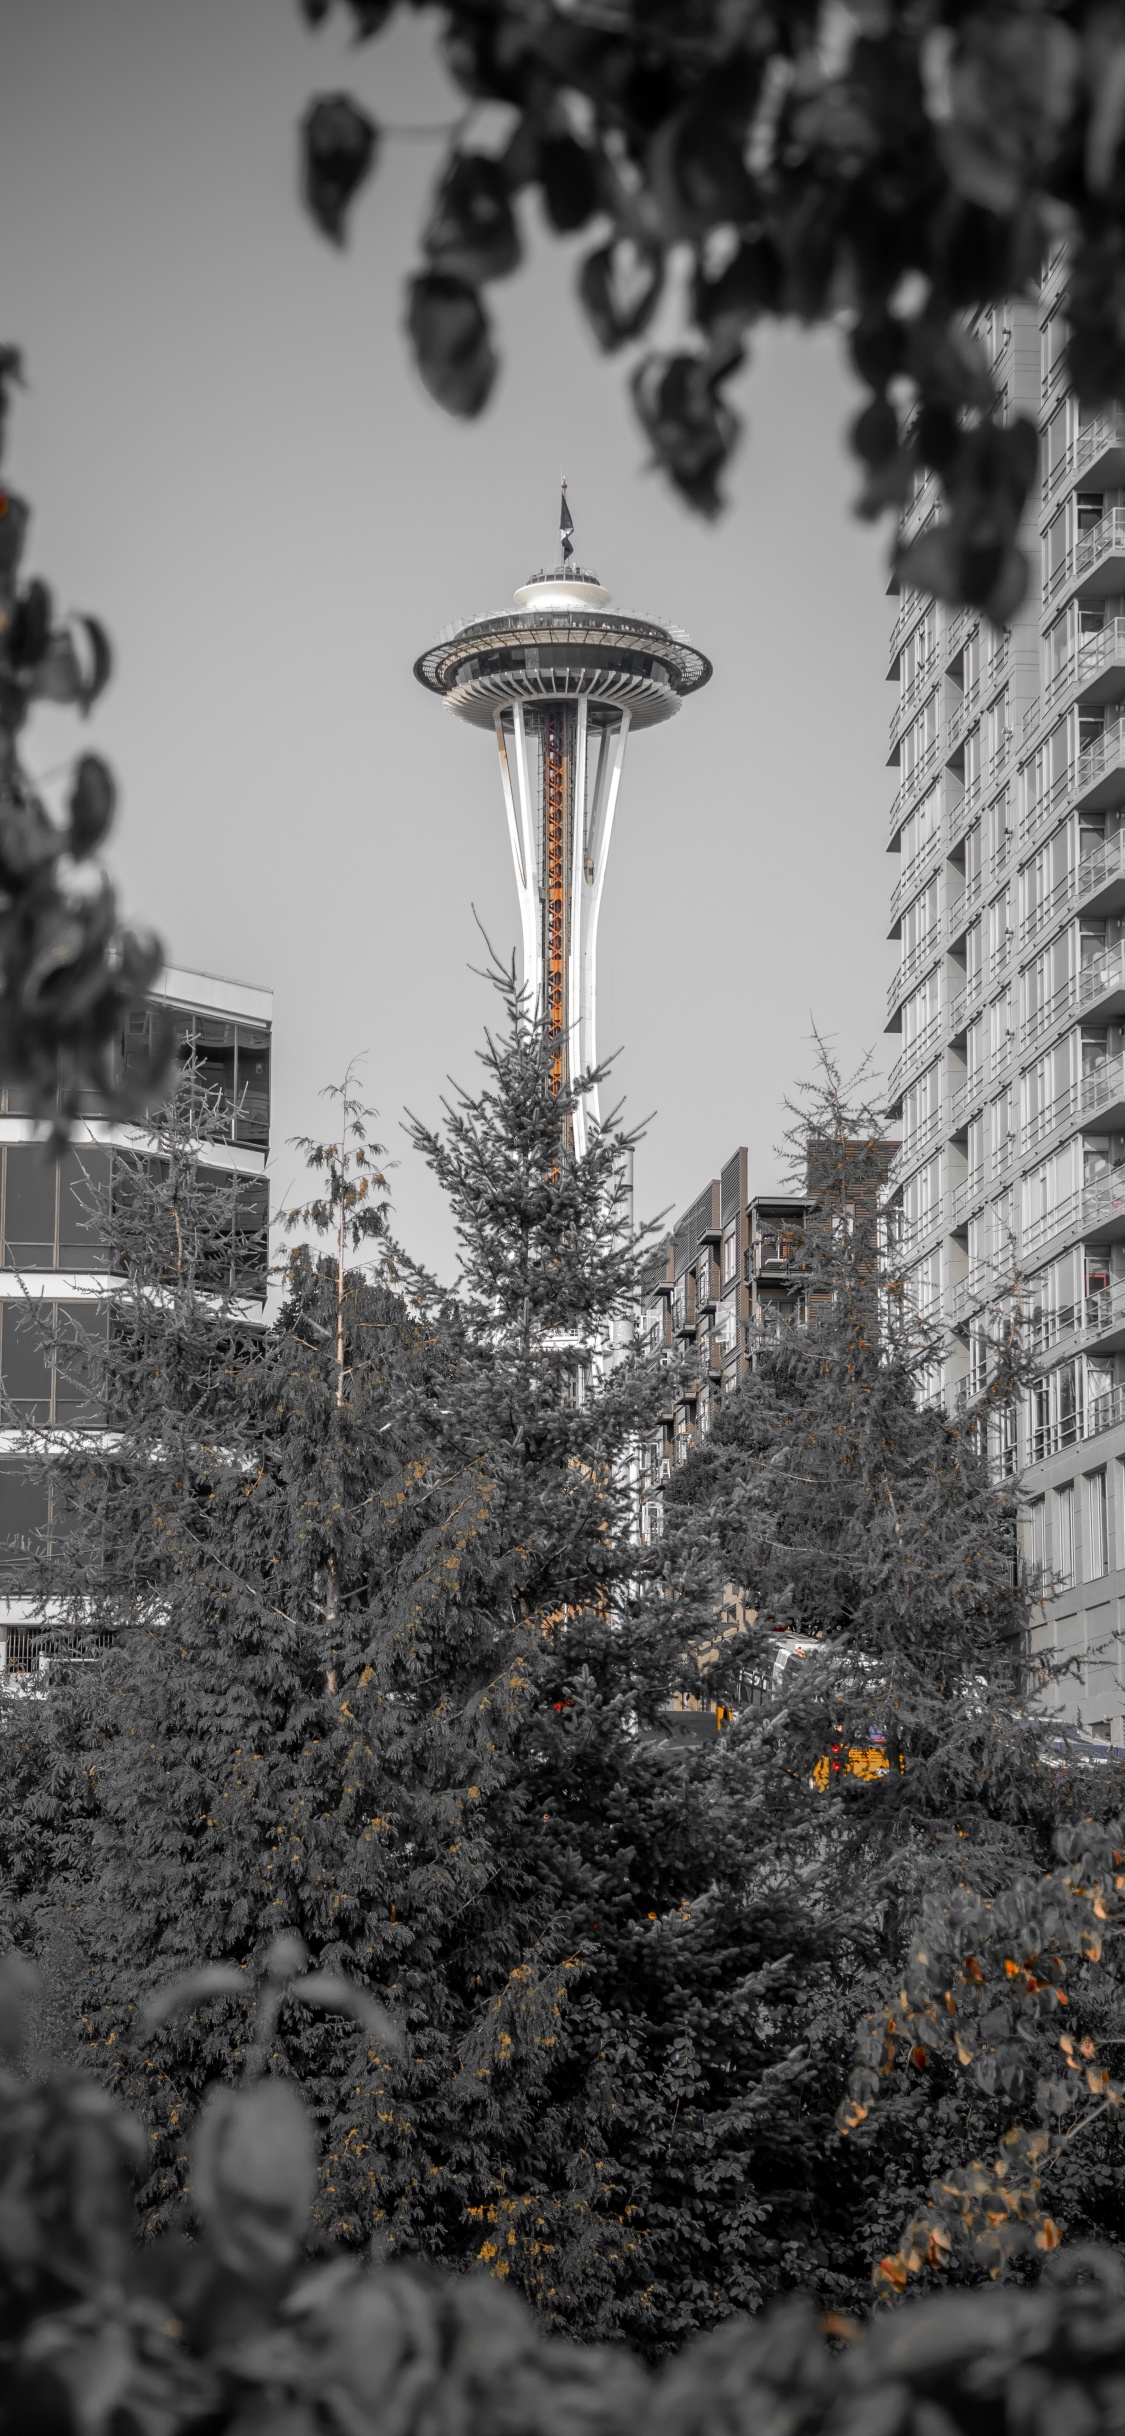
292;1;1125;615
837;1811;1125;2294
0;350;167;1128
15;1947;1125;2436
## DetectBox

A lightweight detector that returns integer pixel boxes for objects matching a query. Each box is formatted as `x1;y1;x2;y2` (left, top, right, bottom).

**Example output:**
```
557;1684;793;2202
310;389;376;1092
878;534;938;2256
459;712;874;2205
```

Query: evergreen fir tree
0;981;838;2347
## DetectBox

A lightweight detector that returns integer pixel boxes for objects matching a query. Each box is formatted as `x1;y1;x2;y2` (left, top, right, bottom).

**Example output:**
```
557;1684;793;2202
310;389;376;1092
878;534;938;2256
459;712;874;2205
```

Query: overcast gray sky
3;0;894;1274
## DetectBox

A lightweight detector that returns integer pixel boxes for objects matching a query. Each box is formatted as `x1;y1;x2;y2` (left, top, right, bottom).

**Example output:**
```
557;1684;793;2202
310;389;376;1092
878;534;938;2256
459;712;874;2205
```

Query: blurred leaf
141;1964;247;2028
407;272;496;416
302;94;379;244
191;2081;316;2287
540;133;600;234
692;237;780;349
579;239;664;353
7;579;53;671
631;346;744;516
68;755;116;861
422;153;519;285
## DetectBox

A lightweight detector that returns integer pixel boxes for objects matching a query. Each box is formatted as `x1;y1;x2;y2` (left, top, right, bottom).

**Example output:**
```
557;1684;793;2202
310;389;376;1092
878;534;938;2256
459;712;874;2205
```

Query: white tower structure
414;504;711;1154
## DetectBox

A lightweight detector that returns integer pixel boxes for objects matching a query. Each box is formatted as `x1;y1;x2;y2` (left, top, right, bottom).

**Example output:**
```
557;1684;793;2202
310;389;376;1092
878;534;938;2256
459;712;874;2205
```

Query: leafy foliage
291;1;1125;609
652;1057;1125;2283
13;1951;1125;2436
839;1814;1125;2293
0;349;168;1128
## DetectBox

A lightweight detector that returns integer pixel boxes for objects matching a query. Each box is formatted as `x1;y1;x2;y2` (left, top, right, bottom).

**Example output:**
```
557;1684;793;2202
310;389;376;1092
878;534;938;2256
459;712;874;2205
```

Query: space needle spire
414;503;712;1155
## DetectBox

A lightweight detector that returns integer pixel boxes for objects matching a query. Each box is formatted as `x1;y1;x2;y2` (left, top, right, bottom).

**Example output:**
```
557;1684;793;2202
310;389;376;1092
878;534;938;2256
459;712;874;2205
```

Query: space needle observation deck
413;493;712;1155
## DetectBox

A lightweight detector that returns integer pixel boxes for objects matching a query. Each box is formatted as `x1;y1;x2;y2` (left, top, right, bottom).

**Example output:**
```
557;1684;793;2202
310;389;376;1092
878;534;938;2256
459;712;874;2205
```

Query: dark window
58;1149;112;1270
3;1148;57;1268
1;1305;52;1421
0;1458;48;1584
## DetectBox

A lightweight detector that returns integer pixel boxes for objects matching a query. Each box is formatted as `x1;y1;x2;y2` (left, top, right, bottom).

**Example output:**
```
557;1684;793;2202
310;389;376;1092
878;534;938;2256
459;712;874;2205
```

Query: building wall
886;253;1125;1737
0;966;272;1672
639;1148;809;1543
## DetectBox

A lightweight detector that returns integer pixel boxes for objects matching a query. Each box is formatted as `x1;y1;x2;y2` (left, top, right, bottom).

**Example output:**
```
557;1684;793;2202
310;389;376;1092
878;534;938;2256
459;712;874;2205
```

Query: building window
722;1224;738;1283
1086;1467;1110;1580
1054;1482;1075;1591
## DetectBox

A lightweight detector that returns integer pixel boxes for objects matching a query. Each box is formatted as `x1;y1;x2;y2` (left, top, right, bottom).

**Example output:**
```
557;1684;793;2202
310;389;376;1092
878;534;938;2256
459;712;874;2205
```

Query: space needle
414;492;712;1154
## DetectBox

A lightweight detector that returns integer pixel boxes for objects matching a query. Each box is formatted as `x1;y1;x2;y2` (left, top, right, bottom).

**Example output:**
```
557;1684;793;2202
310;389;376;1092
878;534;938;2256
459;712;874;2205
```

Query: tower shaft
496;697;632;1154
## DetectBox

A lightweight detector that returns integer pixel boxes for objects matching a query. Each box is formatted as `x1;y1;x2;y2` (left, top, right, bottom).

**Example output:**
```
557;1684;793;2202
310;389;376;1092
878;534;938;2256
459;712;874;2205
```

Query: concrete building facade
638;1148;809;1544
886;254;1125;1736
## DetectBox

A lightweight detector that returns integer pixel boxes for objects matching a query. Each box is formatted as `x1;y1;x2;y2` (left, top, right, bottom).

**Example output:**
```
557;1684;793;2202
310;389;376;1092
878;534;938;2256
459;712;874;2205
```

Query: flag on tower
560;483;574;563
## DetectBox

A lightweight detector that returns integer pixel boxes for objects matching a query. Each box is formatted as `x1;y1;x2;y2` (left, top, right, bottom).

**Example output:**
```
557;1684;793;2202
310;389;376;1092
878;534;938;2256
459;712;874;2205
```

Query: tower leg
573;709;630;1159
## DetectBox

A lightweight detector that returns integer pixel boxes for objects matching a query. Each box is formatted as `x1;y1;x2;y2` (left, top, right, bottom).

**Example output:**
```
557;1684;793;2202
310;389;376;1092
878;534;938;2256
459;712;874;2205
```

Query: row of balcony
1043;406;1125;515
1045;505;1125;613
1019;821;1125;959
947;631;1011;755
1023;936;1125;1056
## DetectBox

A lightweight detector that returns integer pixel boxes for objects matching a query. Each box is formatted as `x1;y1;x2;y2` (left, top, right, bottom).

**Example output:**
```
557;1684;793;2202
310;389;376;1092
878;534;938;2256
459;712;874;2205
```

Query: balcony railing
1042;406;1125;510
1023;937;1125;1054
898;1197;944;1258
889;655;940;750
889;827;945;928
947;966;987;1036
951;1167;986;1226
889;733;943;838
1046;507;1125;609
1019;825;1125;955
1021;1155;1125;1263
1044;616;1125;720
887;925;941;1016
888;1107;944;1187
886;1010;943;1105
1027;1377;1125;1463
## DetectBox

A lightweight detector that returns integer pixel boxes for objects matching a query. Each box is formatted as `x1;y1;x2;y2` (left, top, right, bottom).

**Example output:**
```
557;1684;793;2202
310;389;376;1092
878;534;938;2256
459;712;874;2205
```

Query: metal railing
889;733;943;837
889;652;940;748
889;829;945;927
947;966;987;1036
1042;406;1125;509
886;1011;943;1105
951;1167;986;1226
1022;1155;1125;1264
1023;936;1125;1054
887;925;941;1015
888;1107;944;1185
1046;507;1125;609
1028;1377;1125;1462
1019;825;1125;956
898;1197;944;1258
1043;616;1125;719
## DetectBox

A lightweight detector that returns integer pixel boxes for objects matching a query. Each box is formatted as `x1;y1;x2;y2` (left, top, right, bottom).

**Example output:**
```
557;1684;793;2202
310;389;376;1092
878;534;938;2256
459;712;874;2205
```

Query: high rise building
638;1149;810;1544
414;502;711;1151
887;256;1125;1737
0;963;272;1678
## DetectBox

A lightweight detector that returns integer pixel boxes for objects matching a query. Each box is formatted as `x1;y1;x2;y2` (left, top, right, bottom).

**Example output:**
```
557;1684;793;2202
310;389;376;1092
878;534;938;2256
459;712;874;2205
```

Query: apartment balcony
1024;940;1125;1056
889;733;944;842
947;966;988;1038
1021;826;1125;959
949;1266;996;1323
887;593;928;681
886;1010;943;1106
950;1166;987;1228
950;1069;986;1132
1044;617;1125;723
1022;1053;1125;1164
889;656;940;753
1072;716;1125;813
900;472;940;549
1022;1156;1125;1264
1033;1278;1125;1366
887;1109;944;1188
1042;407;1125;511
898;1198;945;1259
886;929;940;1027
888;825;945;929
947;637;1011;756
1027;1377;1125;1465
1046;507;1125;611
